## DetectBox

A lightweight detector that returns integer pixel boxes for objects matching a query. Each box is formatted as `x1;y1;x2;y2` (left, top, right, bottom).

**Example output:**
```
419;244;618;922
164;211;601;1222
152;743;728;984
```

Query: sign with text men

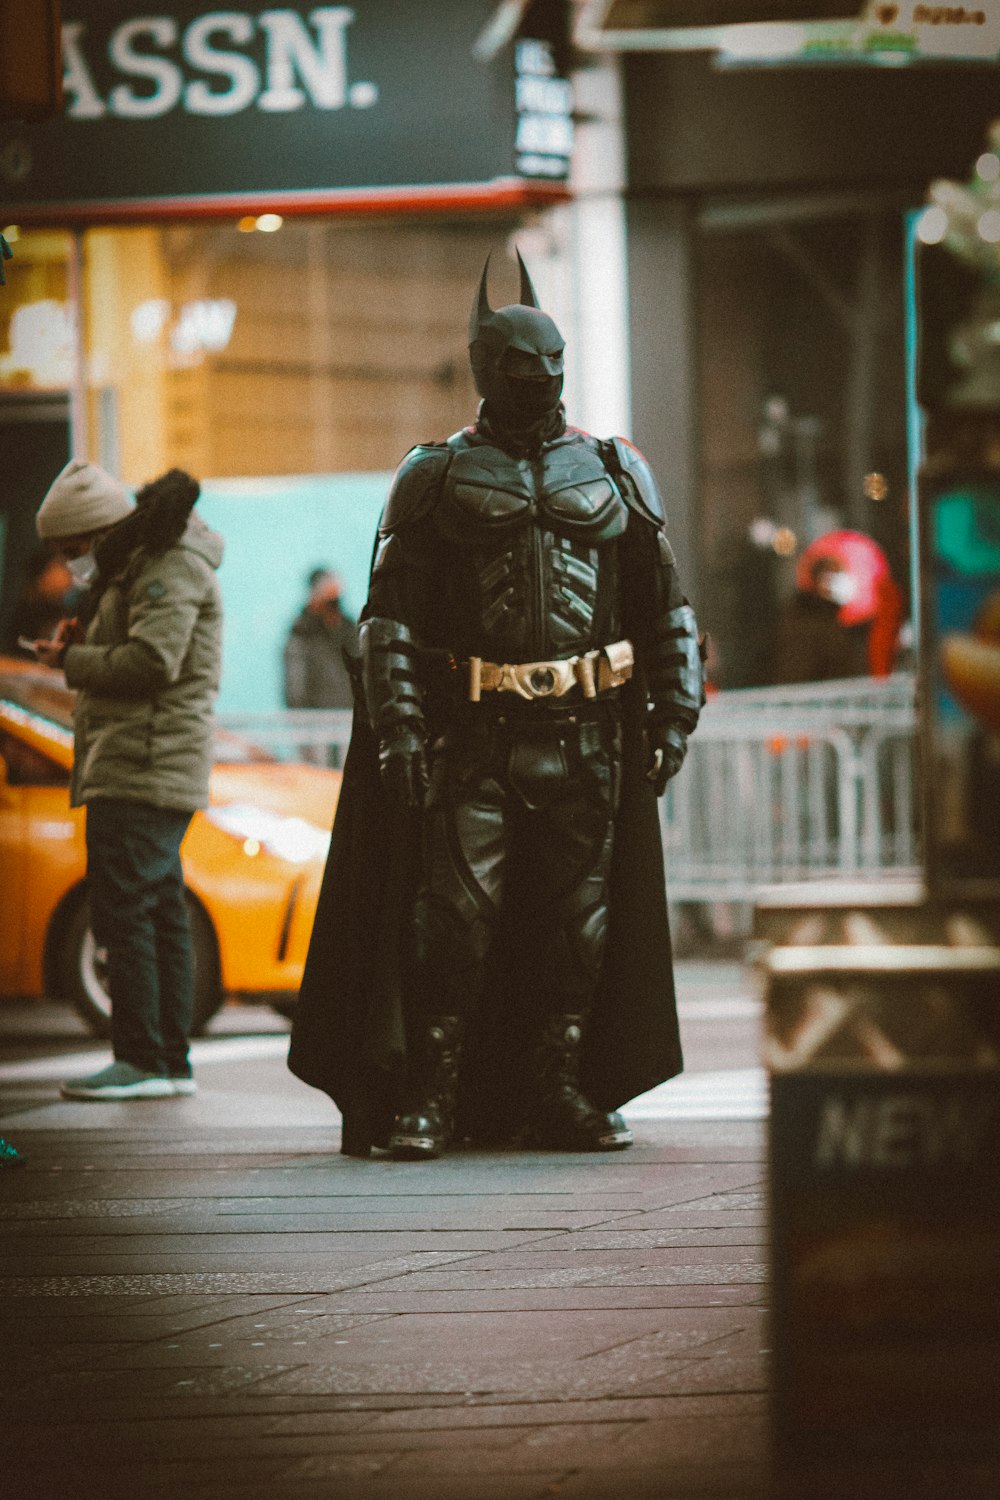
0;2;573;218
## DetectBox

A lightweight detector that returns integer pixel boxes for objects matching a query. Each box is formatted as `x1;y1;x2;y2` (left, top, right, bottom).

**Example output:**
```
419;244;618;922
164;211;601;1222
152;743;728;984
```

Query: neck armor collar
475;399;567;457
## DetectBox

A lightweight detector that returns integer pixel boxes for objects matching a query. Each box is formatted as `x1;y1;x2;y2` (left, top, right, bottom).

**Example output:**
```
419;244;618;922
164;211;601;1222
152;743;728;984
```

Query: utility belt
465;639;634;703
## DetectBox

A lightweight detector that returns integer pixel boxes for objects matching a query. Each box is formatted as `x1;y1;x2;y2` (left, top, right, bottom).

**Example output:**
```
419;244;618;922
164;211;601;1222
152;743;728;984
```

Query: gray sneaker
169;1076;197;1097
60;1061;176;1101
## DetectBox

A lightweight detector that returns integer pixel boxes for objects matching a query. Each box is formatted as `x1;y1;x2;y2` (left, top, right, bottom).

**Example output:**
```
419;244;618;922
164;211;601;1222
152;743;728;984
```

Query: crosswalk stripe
1;1042;770;1121
676;997;761;1021
624;1068;769;1121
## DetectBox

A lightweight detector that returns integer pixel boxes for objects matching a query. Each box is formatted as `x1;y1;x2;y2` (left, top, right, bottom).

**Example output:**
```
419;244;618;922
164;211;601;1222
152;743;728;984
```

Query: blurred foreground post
760;883;1000;1492
762;232;1000;1486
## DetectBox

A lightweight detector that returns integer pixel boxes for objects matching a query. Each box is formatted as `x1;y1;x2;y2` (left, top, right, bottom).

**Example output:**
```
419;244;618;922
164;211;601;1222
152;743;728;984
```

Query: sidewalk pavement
0;965;772;1499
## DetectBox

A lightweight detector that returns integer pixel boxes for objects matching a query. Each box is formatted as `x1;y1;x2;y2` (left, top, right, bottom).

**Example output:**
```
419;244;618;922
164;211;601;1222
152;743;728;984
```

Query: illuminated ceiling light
772;527;797;557
915;205;948;245
977;209;1000;243
929;178;964;210
255;213;283;233
3;299;74;384
748;517;778;549
237;215;257;233
131;299;170;343
171;299;238;358
976;152;1000;184
2;224;20;242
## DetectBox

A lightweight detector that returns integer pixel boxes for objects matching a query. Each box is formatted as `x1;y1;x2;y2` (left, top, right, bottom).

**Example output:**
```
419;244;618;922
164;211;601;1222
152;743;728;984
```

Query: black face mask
468;252;565;427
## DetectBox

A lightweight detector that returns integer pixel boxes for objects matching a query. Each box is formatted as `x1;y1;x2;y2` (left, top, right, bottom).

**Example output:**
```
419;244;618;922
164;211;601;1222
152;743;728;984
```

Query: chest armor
435;434;628;660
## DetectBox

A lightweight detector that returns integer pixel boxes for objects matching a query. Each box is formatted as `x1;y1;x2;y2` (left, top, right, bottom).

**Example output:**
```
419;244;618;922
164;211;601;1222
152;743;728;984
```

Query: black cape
287;681;683;1153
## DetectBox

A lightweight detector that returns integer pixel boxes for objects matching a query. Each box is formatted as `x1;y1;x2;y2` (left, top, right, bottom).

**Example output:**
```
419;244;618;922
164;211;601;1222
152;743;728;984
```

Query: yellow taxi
0;657;340;1035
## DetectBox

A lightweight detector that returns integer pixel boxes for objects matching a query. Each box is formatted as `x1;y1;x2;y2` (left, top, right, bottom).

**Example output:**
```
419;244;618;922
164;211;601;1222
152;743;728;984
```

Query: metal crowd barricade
662;673;919;900
217;674;919;903
216;709;355;769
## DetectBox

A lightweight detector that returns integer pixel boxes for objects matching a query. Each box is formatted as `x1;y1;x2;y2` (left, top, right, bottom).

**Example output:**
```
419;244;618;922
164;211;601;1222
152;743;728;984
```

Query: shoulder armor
608;437;665;526
379;445;450;534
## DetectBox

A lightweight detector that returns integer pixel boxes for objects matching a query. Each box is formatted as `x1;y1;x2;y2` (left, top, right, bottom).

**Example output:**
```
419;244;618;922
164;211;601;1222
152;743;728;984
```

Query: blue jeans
85;799;194;1076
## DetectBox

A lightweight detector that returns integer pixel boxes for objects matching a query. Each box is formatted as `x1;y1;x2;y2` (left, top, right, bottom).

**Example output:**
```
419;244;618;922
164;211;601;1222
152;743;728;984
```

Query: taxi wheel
55;894;223;1039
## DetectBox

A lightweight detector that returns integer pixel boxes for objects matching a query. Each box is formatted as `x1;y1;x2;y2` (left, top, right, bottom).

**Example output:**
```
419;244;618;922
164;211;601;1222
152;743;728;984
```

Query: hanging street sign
713;1;1000;66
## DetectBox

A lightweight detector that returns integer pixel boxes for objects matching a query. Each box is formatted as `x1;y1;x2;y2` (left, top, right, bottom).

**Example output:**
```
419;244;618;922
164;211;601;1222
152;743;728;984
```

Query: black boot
389;1016;463;1160
528;1014;633;1151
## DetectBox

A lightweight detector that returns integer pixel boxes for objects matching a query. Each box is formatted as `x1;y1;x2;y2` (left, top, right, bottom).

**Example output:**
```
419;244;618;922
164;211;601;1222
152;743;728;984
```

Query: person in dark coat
288;254;704;1159
283;568;358;711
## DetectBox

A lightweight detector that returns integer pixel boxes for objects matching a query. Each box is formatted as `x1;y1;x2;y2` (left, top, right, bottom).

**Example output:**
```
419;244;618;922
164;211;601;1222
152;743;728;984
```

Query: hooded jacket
63;512;224;811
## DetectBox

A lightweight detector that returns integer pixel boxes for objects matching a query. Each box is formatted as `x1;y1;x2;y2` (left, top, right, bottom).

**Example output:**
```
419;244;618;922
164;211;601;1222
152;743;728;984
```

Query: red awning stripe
6;177;571;226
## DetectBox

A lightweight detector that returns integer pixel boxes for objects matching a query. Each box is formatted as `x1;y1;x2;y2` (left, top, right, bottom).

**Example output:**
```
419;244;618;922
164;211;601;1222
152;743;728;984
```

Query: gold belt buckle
509;659;577;699
468;641;633;702
469;656;577;700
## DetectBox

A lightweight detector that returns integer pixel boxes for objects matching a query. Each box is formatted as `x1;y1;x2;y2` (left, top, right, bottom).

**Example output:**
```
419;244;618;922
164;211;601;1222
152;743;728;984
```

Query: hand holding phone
21;633;71;669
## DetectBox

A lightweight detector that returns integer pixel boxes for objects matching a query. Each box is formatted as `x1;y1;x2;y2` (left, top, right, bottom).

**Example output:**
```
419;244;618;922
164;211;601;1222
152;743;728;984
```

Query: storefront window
697;209;912;688
77;217;516;483
0;228;74;392
0;213;540;709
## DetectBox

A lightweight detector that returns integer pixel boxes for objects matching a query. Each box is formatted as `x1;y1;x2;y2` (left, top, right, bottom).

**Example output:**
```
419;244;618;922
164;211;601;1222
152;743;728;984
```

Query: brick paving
1;1070;770;1500
6;967;993;1499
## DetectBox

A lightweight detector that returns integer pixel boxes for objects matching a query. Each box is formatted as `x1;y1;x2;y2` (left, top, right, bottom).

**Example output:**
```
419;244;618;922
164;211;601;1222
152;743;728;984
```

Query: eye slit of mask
500;348;564;379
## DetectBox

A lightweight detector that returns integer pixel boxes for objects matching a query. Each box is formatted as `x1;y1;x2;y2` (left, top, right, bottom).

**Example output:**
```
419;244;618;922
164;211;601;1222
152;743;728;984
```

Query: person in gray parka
32;461;224;1101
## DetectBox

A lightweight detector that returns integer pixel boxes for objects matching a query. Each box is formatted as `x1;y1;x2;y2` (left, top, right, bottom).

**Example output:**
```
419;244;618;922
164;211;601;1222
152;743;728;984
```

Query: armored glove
378;722;429;810
645;721;687;797
360;617;429;811
641;600;703;795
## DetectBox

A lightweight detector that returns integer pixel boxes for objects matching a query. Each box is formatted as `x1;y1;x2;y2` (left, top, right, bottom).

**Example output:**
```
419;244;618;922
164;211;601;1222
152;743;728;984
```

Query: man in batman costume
288;253;704;1159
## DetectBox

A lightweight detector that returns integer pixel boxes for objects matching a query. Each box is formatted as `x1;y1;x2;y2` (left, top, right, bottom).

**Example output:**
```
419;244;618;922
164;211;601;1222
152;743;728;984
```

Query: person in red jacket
777;531;903;684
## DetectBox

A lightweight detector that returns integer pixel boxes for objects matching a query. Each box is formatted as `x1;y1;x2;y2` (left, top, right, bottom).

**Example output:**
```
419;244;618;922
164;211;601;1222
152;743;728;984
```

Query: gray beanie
36;459;134;540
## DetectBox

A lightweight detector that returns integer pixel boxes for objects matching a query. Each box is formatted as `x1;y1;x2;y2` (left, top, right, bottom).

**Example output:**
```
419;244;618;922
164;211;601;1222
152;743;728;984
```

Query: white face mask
824;571;858;606
66;551;98;588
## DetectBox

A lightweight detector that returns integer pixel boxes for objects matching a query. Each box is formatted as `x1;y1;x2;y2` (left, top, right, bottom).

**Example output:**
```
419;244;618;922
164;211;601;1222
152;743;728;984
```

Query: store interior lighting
236;214;284;233
1;299;74;385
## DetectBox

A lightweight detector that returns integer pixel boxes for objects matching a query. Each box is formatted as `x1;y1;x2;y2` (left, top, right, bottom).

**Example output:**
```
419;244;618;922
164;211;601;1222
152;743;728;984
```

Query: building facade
619;42;1000;684
0;1;594;690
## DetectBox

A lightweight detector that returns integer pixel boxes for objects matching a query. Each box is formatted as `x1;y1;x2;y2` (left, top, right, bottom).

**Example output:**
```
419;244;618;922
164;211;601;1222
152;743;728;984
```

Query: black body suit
360;269;703;1156
366;417;695;1001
